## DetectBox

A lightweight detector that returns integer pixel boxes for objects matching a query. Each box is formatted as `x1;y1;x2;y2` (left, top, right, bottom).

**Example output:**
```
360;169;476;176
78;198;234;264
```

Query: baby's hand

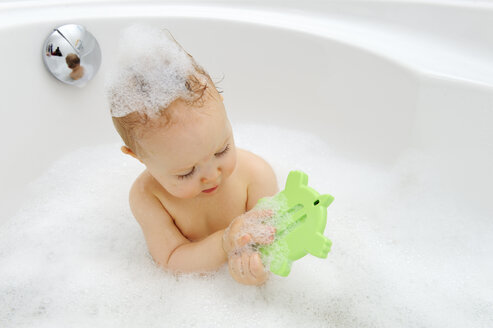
222;208;276;256
228;250;269;286
223;208;276;286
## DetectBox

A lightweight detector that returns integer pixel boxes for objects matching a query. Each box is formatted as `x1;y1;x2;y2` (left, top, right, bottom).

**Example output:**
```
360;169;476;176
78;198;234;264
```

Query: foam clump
104;24;203;118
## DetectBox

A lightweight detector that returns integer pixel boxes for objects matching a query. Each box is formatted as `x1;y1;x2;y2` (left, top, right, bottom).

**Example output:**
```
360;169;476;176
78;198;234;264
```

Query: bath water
1;123;492;327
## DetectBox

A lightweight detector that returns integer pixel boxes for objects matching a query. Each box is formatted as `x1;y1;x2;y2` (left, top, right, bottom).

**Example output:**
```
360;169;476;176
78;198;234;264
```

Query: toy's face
297;191;323;220
279;171;334;232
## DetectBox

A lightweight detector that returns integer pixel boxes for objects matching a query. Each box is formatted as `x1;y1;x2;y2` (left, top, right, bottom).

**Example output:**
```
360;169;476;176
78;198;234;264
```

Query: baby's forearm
166;229;228;273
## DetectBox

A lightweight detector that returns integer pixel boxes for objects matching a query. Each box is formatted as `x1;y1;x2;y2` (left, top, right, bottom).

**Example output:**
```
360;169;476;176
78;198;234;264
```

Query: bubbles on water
1;123;492;327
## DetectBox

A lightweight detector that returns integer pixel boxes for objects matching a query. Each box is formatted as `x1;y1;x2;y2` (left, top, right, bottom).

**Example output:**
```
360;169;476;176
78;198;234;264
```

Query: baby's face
138;91;237;199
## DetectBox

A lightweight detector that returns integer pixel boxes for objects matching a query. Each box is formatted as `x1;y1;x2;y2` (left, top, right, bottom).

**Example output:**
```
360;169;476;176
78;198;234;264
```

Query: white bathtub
1;0;492;327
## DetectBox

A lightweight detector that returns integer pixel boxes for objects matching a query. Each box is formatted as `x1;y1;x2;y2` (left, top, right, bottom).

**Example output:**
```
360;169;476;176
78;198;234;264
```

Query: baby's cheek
223;153;237;178
187;184;204;198
169;182;198;199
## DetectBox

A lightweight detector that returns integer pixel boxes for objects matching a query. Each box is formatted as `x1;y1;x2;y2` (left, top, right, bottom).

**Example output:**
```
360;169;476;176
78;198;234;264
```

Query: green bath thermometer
256;170;334;277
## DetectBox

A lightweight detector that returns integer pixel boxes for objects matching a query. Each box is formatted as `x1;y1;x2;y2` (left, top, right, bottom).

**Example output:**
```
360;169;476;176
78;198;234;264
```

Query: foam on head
104;24;206;118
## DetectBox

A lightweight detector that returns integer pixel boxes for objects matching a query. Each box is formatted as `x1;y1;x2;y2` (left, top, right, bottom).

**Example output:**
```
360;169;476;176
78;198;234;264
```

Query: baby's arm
244;150;279;211
129;179;227;273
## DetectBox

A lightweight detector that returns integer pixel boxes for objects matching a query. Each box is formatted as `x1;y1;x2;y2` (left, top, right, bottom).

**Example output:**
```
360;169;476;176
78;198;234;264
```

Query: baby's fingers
228;255;241;279
249;253;268;283
241;252;264;285
230;253;253;283
249;225;276;245
230;252;254;279
251;208;274;220
241;252;251;279
229;252;268;286
236;233;251;249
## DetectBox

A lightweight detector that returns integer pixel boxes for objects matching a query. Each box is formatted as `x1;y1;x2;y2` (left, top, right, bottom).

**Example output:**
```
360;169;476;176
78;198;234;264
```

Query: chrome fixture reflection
42;24;101;87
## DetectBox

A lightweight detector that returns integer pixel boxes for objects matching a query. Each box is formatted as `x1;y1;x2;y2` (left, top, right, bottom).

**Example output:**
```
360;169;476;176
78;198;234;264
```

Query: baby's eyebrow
172;137;229;173
172;165;194;174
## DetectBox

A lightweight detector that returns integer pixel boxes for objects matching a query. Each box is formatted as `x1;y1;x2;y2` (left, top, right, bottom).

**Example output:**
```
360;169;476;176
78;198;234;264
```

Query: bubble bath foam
1;123;492;327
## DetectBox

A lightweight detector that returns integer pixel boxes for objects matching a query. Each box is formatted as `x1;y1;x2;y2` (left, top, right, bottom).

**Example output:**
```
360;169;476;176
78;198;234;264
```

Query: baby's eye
177;167;195;180
215;144;230;157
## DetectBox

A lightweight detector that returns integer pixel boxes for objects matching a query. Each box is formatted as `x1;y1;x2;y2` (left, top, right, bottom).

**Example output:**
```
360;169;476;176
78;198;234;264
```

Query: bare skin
69;64;84;80
122;84;278;285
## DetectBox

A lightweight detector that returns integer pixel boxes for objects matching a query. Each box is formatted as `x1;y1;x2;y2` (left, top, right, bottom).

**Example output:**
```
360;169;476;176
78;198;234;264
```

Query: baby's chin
166;188;204;200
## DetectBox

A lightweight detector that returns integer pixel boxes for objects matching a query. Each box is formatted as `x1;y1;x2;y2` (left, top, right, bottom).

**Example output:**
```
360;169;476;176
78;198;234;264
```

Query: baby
105;24;278;286
65;53;84;80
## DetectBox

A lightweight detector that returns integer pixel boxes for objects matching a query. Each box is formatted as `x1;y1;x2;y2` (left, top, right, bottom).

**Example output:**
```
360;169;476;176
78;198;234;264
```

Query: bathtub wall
412;77;493;215
1;0;492;219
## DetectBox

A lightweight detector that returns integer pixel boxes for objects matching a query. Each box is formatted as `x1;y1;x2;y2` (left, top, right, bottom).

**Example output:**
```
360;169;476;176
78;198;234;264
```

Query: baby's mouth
202;185;219;193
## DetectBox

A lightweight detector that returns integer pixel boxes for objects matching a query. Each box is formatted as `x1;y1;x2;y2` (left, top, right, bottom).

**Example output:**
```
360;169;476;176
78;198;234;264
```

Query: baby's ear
121;146;140;161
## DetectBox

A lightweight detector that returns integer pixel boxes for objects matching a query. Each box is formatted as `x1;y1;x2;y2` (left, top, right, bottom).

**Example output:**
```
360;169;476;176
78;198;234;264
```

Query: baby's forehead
155;110;218;142
142;108;229;160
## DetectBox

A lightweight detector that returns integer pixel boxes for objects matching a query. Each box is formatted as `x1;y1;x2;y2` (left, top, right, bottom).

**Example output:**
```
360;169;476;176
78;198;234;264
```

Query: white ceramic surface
1;0;492;218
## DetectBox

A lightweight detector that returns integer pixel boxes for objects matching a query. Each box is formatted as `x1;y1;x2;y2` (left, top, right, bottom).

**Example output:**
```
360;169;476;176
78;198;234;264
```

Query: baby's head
65;53;80;69
105;24;236;199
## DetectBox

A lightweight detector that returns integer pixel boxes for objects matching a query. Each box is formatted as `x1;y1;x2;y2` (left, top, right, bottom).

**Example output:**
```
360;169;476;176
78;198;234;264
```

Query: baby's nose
201;167;221;184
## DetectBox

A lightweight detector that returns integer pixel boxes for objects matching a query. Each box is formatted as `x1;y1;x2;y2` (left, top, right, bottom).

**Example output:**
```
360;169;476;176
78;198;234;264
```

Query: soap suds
1;123;492;327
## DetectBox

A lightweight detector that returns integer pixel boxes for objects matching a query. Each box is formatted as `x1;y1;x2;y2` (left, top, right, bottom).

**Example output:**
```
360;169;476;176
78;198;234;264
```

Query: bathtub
1;0;492;327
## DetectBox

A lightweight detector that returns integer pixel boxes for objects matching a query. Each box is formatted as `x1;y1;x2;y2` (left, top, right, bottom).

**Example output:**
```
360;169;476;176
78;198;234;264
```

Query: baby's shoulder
237;147;271;173
236;148;259;180
239;147;271;162
129;169;162;200
236;148;278;211
236;148;277;188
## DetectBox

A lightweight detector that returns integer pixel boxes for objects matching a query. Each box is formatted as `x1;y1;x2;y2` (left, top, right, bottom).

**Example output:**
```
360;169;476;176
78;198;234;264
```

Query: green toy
255;170;334;277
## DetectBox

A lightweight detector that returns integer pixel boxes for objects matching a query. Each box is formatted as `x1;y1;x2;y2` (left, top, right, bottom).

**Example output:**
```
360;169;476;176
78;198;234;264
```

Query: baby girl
105;24;278;286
